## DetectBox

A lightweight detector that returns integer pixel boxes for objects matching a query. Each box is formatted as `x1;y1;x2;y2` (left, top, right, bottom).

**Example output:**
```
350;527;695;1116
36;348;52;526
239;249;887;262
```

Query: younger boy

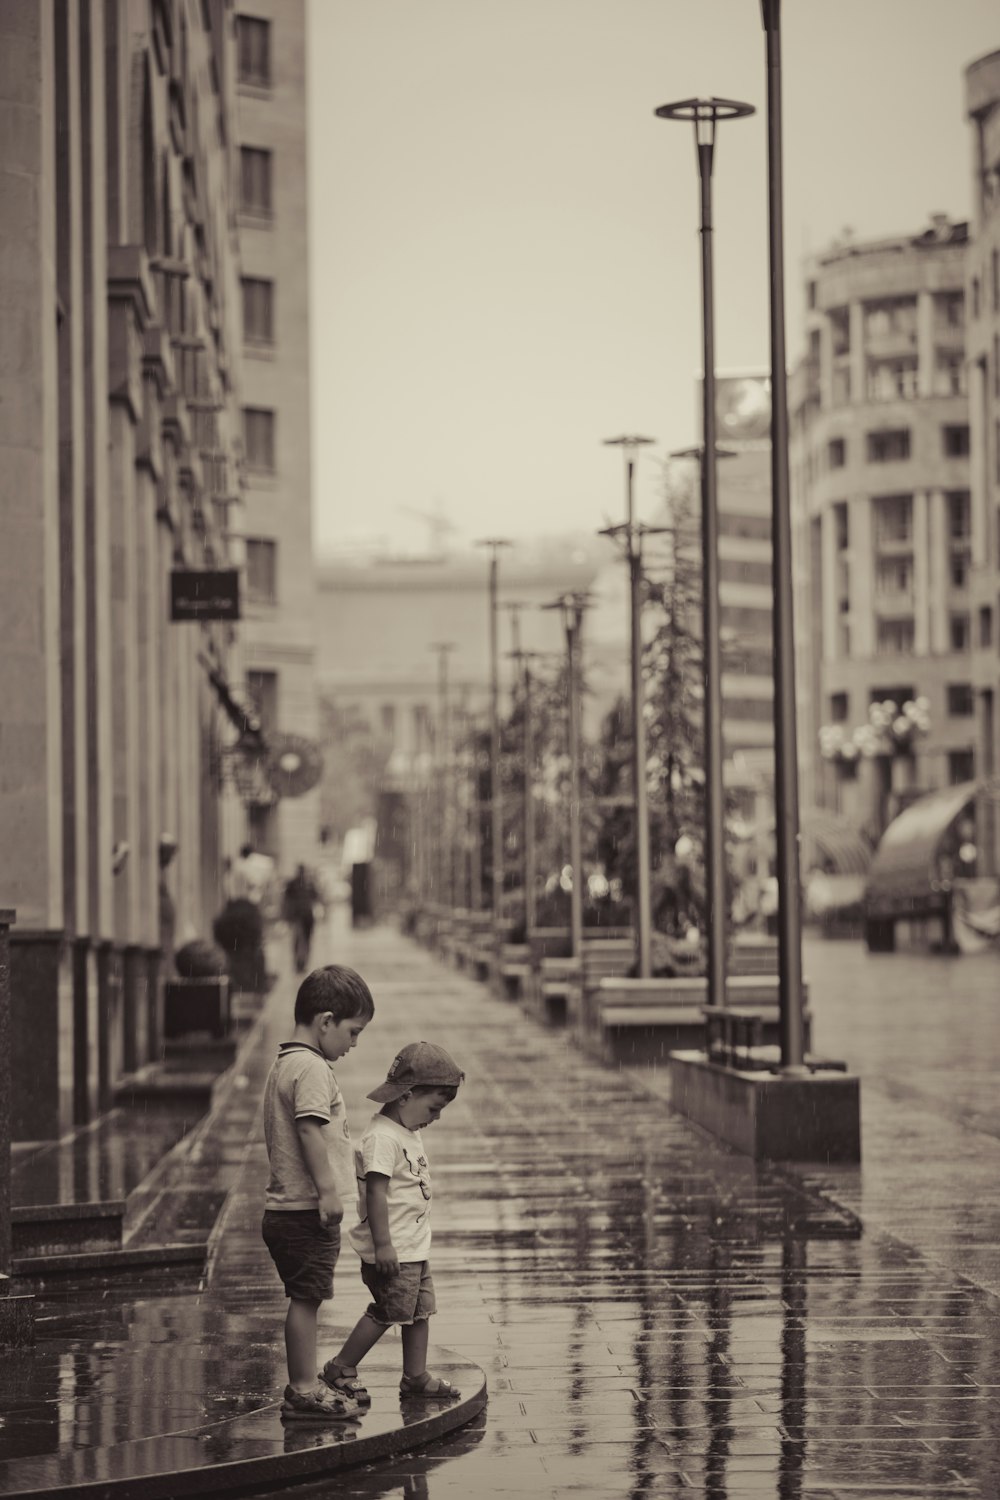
261;964;374;1419
321;1041;464;1405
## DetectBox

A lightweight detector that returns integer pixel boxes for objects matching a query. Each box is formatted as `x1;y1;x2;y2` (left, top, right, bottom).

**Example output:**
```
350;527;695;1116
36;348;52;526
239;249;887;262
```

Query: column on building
0;0;71;1141
849;301;866;404
926;489;949;655
916;290;935;398
819;504;840;665
848;494;875;656
912;489;930;657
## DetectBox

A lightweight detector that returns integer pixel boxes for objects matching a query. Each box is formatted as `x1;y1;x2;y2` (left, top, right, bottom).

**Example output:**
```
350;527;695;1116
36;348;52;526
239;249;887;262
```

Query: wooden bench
730;935;779;976
584;974;812;1066
522;928;633;1026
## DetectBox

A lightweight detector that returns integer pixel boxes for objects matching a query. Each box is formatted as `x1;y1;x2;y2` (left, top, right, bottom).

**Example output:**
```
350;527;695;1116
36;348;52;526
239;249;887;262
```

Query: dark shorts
261;1210;340;1302
361;1259;437;1326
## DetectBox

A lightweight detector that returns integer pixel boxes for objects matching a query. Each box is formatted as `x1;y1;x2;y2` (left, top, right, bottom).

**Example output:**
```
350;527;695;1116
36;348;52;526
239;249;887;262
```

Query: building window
237;15;271;87
245;538;277;603
807;280;817;310
876;557;912;599
935;290;964;328
830;692;849;723
242;277;274;345
240;146;272;218
867;359;917;401
950;553;969;589
979;606;993;648
830;306;850;356
828;437;846;469
870;685;914;708
874;494;912;545
833;501;849;551
867;429;910;463
946;490;970;539
948;749;975;784
950;613;970;651
380;703;396;742
942;424;970;458
864;298;917;340
947;683;975;716
247;668;278;729
875;618;915;656
243;406;276;470
934;351;966;396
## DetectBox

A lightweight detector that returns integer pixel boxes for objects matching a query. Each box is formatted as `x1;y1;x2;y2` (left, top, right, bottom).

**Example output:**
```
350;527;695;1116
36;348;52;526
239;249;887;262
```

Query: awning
863;780;979;909
800;808;874;877
755;809;874;876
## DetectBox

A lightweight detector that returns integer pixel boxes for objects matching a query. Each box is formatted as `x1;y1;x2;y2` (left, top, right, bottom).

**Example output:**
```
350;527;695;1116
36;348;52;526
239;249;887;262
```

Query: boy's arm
296;1117;342;1227
365;1173;398;1274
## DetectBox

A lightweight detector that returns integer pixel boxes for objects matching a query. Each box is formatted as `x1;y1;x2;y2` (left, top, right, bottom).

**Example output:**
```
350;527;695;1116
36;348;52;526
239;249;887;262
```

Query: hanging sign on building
170;568;241;622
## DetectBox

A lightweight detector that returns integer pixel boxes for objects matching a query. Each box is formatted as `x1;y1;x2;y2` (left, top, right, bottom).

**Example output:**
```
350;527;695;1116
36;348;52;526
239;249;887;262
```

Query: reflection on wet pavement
3;921;1000;1499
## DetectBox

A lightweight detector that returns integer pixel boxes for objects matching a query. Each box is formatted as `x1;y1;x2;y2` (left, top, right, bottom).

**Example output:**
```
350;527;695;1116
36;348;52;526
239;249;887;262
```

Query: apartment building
235;2;319;874
965;48;1000;876
790;216;975;828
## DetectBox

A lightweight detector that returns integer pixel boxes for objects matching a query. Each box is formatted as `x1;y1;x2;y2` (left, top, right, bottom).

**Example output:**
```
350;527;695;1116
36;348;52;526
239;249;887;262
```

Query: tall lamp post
477;539;511;943
655;96;754;1010
601;434;657;978
543;593;588;961
759;0;806;1072
430;642;455;910
507;645;544;936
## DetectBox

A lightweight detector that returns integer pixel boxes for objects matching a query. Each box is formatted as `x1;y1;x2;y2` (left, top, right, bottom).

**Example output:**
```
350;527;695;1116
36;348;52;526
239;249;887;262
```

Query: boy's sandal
281;1383;361;1420
320;1360;372;1407
400;1371;461;1400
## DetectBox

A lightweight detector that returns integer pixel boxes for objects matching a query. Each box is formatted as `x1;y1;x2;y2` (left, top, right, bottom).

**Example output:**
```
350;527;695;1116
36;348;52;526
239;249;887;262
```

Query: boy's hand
318;1190;343;1228
373;1242;399;1275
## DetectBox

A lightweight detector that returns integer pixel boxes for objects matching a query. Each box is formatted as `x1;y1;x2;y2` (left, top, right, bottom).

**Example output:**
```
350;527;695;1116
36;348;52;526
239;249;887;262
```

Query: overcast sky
306;1;999;558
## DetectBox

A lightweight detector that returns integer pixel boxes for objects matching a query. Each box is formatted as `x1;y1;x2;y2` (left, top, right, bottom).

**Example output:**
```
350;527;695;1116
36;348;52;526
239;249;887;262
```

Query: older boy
261;964;374;1419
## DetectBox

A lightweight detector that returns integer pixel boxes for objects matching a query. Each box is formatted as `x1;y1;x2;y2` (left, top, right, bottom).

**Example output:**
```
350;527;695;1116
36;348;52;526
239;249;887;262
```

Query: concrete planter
163;977;230;1040
668;1050;861;1162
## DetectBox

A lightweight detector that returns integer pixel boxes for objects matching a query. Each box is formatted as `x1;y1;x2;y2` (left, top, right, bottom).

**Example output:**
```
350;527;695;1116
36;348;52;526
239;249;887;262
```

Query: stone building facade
234;0;320;877
790;216;975;834
0;0;249;1139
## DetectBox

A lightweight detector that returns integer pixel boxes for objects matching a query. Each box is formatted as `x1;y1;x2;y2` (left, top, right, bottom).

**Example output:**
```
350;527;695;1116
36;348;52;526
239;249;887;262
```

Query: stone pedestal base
668;1050;861;1162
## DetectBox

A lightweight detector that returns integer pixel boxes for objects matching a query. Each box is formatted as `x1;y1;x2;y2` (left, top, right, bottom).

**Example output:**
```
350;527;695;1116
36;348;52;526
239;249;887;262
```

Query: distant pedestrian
321;1042;464;1406
260;965;375;1420
283;864;322;973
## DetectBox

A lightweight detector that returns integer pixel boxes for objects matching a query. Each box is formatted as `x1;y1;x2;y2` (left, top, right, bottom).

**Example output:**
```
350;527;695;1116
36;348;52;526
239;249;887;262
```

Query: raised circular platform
0;1321;486;1500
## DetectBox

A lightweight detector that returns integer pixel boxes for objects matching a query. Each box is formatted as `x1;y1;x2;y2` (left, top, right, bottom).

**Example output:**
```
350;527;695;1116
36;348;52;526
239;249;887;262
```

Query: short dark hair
294;964;374;1025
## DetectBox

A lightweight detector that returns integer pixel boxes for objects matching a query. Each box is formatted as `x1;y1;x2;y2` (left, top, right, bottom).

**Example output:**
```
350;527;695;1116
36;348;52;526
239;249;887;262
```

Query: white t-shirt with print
349;1113;433;1263
263;1042;355;1210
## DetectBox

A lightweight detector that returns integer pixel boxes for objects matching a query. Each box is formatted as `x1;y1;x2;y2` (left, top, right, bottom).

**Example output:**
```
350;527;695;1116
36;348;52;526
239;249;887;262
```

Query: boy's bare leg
401;1317;429;1378
332;1313;388;1373
285;1298;321;1391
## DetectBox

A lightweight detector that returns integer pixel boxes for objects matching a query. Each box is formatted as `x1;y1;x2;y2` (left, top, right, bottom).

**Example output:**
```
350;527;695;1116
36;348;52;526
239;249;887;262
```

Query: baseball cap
367;1041;465;1103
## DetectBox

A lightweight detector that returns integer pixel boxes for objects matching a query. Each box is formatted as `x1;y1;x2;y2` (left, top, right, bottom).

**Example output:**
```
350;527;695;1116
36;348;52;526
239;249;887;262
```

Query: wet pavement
3;917;1000;1497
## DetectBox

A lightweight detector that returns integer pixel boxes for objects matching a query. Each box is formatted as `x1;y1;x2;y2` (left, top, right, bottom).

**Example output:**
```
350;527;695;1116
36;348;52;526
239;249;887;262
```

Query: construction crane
397;502;458;557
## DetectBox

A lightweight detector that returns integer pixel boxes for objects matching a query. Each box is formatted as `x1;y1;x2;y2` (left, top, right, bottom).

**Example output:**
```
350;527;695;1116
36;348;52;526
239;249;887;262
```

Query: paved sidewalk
4;916;1000;1499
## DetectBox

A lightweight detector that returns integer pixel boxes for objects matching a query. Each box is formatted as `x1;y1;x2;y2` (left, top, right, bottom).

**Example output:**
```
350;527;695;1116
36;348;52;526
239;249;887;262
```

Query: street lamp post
544;593;588;960
656;96;754;1010
477;539;511;945
431;642;455;910
507;645;543;937
759;0;806;1073
602;434;657;978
